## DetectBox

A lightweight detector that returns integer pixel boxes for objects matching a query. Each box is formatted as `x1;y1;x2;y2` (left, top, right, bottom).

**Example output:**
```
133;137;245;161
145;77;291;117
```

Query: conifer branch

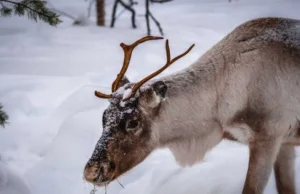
0;1;12;16
0;0;61;26
0;104;9;128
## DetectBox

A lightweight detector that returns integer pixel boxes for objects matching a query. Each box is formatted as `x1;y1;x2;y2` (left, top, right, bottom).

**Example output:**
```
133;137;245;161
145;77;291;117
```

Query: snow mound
0;160;32;194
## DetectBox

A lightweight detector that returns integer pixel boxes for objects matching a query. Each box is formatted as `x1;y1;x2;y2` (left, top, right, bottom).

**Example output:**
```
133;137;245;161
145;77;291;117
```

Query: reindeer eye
127;120;139;129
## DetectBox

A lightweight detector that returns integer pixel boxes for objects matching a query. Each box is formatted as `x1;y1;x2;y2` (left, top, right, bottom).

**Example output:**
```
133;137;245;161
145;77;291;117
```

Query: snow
0;0;300;194
122;88;132;101
0;160;31;194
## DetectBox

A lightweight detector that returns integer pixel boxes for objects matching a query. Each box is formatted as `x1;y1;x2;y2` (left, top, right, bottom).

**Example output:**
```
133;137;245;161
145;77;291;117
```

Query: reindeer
83;17;300;194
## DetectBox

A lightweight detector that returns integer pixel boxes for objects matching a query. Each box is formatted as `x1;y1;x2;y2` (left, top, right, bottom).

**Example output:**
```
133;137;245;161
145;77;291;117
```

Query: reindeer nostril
99;166;104;174
84;164;100;183
109;161;116;171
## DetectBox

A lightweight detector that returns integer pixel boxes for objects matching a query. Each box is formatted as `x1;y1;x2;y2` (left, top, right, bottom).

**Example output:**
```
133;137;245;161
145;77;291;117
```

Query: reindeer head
83;36;194;186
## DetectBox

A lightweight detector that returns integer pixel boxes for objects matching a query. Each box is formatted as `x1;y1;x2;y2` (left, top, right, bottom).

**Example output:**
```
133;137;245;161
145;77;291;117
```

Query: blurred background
0;0;299;194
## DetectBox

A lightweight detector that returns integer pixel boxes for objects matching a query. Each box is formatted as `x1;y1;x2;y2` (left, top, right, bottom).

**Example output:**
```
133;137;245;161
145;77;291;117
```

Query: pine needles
0;104;8;128
0;0;61;26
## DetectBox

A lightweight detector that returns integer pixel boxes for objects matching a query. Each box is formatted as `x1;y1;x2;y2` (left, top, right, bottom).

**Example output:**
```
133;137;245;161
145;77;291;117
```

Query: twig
45;1;77;22
90;184;97;194
118;0;136;28
49;7;76;20
110;0;136;28
117;179;125;188
110;0;118;27
150;0;173;3
145;0;151;35
148;11;163;35
87;0;96;18
145;0;166;35
116;1;136;19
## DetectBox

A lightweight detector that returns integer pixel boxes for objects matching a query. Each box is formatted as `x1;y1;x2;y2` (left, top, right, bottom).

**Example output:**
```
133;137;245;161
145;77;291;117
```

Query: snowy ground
0;0;300;194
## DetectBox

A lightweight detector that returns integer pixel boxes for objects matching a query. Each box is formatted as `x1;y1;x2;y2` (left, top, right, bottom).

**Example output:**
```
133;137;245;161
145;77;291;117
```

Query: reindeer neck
152;54;221;142
149;56;224;166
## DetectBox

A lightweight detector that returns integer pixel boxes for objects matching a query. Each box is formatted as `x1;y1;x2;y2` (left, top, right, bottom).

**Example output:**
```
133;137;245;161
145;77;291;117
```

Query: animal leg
274;144;296;194
242;137;282;194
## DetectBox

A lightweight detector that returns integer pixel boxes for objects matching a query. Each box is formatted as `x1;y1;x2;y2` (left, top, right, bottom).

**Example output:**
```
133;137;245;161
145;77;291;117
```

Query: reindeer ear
153;81;167;98
139;82;167;113
117;75;130;89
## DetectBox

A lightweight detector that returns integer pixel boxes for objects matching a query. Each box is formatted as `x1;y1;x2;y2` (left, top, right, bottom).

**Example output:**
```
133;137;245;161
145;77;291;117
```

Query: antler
122;39;195;101
111;36;164;92
94;36;195;101
94;36;163;99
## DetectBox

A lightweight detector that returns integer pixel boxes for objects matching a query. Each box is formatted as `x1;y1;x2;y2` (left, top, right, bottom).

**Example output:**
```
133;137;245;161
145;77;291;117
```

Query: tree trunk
96;0;105;26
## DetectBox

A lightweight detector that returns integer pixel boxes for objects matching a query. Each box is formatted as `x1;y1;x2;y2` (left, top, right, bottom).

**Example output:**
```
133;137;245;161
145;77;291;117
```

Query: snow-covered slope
0;0;300;194
0;160;31;194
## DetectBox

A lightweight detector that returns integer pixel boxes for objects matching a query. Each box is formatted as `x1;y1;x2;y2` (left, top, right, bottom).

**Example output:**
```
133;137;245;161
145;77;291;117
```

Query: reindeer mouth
94;179;110;187
84;161;119;187
93;174;117;187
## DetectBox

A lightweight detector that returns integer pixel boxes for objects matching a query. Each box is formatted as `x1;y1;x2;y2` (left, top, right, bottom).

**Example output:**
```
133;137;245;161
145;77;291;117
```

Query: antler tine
94;91;112;99
111;36;164;92
122;39;195;101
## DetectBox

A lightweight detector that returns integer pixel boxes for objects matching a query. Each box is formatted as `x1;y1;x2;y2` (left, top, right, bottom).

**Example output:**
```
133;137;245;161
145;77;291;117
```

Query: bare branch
145;0;151;35
148;11;163;35
118;0;136;28
150;0;173;3
110;0;137;28
145;0;164;36
87;0;96;18
110;0;118;27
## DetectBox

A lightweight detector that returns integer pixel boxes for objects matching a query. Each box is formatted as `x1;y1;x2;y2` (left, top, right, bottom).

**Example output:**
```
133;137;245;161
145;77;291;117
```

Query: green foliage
0;5;12;16
0;104;8;128
0;0;61;26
